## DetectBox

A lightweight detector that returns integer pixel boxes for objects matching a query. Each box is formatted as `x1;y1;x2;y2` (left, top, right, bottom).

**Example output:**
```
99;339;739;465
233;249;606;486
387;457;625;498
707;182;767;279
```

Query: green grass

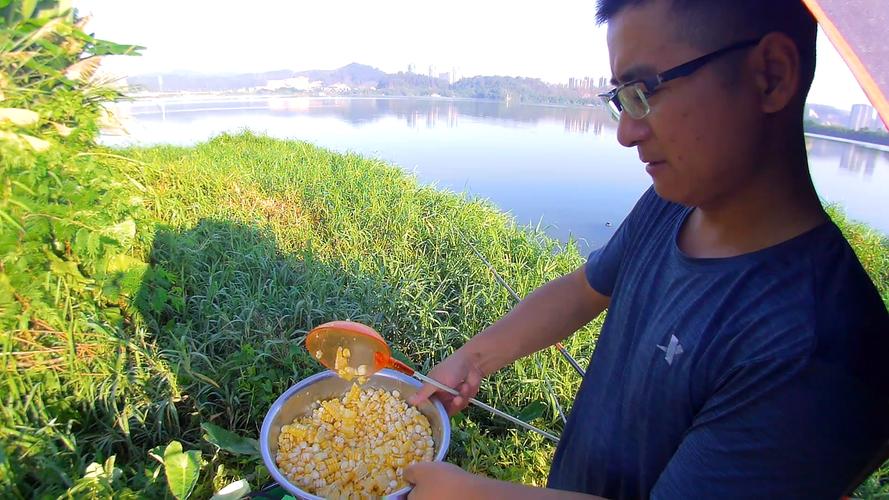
1;132;887;498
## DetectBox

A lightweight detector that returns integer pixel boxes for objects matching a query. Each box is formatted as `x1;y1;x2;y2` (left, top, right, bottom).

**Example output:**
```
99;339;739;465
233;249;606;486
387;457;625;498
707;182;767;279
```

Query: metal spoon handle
412;372;560;444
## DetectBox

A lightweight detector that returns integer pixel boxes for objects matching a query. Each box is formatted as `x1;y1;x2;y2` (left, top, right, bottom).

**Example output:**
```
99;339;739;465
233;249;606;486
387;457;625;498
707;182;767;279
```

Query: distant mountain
124;63;597;105
294;63;387;86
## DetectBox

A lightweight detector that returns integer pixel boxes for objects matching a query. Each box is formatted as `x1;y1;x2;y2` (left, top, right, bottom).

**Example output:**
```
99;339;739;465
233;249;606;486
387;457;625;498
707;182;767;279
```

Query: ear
749;32;802;114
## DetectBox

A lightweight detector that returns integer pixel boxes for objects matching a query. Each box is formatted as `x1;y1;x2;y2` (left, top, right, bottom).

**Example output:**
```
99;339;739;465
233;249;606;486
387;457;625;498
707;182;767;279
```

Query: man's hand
405;462;479;499
407;348;484;415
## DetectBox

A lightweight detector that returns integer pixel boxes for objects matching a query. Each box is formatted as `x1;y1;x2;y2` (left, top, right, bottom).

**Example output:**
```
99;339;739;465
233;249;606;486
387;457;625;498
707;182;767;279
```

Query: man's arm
410;264;609;412
406;462;605;500
461;264;610;377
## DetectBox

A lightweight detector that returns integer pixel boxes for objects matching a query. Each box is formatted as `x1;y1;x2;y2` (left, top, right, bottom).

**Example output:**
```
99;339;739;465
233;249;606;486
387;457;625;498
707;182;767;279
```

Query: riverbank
806;132;889;152
3;133;887;498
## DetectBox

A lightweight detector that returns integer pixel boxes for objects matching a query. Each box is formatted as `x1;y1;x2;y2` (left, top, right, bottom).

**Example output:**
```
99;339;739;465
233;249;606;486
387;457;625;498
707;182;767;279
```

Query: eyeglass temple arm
658;39;761;84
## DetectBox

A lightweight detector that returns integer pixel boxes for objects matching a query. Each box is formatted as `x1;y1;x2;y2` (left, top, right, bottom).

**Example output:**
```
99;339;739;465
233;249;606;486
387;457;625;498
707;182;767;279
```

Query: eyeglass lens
618;84;650;119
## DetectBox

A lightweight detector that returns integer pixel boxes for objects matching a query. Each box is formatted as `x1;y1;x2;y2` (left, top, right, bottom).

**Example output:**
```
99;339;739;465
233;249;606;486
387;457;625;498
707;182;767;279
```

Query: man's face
607;0;762;206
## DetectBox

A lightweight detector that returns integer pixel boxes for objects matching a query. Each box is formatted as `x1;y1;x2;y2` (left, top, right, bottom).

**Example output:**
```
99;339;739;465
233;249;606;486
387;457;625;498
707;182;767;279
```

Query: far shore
114;93;889;152
804;133;889;152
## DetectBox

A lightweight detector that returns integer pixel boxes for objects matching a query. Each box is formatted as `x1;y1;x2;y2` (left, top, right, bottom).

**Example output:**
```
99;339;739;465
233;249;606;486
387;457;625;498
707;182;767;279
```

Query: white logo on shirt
657;334;684;365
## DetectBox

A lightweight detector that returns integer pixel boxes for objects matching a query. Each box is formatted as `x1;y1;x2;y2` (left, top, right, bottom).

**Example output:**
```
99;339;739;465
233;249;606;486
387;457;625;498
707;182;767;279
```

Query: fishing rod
460;232;587;379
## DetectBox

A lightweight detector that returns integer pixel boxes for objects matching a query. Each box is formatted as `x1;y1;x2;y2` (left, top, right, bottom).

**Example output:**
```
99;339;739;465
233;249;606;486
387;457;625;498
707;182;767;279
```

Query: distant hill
123;63;597;105
806;103;850;127
452;75;584;103
294;63;387;86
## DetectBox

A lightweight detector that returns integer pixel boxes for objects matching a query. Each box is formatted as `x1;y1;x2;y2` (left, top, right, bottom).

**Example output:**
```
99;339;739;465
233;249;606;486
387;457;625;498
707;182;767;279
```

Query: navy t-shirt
547;187;889;499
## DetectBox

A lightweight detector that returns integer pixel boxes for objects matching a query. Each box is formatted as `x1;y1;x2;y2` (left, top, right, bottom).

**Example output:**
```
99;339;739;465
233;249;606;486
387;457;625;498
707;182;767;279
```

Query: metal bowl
260;369;451;499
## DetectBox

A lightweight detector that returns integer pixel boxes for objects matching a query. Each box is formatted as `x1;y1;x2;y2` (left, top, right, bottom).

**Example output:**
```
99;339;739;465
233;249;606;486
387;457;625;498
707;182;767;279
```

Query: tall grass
2;131;887;497
2;132;600;497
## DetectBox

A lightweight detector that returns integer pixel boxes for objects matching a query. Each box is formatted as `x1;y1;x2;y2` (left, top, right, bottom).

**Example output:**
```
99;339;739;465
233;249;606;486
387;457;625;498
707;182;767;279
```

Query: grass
1;132;887;498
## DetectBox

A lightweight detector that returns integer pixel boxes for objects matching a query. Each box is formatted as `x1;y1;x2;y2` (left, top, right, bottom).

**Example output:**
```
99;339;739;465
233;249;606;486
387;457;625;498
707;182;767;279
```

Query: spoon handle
412;372;560;444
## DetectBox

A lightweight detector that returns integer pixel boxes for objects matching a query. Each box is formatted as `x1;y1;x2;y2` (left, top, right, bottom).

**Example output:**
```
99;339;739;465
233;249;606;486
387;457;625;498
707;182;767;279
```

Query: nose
616;112;652;148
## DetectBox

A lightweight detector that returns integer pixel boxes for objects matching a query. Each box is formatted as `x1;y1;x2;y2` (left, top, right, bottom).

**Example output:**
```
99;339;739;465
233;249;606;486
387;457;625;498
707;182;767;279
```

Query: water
105;96;889;252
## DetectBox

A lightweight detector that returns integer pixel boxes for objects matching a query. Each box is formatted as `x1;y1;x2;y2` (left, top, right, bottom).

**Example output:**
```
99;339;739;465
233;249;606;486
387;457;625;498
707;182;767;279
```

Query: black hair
596;0;818;98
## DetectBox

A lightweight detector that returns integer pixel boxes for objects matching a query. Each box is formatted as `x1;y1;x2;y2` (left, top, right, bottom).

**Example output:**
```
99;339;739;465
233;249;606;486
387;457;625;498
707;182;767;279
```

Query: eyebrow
610;63;659;86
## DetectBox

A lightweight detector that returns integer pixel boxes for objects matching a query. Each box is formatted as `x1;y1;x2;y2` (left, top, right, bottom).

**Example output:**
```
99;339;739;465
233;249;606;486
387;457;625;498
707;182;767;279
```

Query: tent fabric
803;0;889;128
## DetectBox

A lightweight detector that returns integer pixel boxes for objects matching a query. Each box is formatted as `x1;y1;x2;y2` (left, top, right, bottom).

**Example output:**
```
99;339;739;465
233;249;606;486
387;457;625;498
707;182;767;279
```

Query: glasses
598;39;761;121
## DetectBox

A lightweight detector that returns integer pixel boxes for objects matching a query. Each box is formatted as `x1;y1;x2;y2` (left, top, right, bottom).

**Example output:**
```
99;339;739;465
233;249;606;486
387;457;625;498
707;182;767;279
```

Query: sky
75;0;871;111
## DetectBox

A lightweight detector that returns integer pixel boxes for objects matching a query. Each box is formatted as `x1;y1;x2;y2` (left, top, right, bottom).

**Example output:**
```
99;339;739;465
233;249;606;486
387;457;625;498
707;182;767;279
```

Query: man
404;0;889;498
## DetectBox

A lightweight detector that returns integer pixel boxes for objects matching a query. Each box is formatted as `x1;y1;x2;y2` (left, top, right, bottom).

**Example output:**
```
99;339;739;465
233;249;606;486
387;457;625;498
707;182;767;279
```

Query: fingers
444;395;465;416
464;368;483;396
404;461;432;485
408;382;438;406
412;383;464;416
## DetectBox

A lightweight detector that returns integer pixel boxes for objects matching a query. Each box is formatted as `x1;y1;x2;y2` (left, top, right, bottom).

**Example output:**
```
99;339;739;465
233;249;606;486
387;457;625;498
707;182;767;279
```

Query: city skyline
76;0;874;112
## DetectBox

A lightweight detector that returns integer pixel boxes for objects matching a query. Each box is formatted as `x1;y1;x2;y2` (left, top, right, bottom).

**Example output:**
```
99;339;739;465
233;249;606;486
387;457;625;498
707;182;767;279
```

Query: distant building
264;77;316;91
870;113;888;132
438;72;450;82
849;103;875;130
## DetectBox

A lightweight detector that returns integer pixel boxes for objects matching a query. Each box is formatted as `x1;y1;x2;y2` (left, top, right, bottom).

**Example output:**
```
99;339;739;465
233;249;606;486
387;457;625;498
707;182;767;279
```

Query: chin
652;181;699;208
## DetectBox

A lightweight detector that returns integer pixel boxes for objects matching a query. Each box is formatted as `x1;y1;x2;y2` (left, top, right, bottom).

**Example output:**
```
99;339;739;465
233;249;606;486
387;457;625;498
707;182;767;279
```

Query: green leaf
201;423;260;457
47;252;89;285
163;441;201;500
148;445;166;465
98;253;148;300
210;479;250;500
0;107;40;126
83;461;105;479
516;401;547;423
104;219;136;245
0;208;24;232
89;38;144;56
21;0;37;19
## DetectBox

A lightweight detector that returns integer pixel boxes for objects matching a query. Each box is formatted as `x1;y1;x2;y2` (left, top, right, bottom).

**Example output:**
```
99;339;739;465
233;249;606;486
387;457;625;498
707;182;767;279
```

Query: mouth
644;160;667;176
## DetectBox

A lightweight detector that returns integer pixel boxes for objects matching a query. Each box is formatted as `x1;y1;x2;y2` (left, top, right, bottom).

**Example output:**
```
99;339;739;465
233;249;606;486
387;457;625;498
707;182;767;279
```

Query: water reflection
122;96;615;135
107;97;889;245
806;137;886;178
840;146;878;176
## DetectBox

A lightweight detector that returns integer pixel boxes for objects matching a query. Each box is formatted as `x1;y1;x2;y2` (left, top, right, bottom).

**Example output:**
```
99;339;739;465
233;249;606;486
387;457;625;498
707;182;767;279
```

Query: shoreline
804;133;889;152
118;94;889;151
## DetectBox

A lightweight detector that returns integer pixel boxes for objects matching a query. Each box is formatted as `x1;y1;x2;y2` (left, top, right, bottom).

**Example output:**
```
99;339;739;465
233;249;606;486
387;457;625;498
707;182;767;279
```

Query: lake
104;96;889;253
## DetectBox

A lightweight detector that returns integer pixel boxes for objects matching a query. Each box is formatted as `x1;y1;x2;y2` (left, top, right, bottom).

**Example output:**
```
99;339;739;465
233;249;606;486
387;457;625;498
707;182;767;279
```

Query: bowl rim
260;369;451;499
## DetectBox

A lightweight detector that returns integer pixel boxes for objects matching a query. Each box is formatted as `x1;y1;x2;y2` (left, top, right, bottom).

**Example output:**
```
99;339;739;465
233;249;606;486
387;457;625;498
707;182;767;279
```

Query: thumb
408;382;437;406
403;461;433;485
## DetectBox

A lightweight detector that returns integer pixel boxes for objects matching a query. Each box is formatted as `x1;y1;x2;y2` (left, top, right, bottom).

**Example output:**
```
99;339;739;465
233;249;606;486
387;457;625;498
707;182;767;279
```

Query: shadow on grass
134;219;399;441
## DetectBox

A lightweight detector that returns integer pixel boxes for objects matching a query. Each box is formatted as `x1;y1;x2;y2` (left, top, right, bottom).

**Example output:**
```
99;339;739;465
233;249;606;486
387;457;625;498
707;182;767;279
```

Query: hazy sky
76;0;871;111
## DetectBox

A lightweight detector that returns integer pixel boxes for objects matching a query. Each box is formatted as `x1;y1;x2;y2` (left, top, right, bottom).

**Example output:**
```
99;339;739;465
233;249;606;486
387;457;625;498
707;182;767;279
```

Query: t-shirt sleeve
584;187;656;296
651;353;889;499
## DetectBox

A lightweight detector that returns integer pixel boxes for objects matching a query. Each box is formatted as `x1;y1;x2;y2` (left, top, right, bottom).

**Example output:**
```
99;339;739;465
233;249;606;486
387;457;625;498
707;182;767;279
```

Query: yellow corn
276;384;436;498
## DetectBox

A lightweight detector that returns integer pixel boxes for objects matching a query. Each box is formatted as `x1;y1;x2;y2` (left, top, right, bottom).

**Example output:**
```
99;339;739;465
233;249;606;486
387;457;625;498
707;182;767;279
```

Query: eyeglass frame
597;38;762;121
